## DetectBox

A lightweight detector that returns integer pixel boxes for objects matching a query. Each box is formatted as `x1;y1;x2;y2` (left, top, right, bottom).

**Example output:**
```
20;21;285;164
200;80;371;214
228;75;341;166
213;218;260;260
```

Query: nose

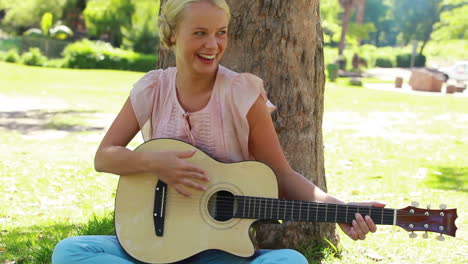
204;35;218;49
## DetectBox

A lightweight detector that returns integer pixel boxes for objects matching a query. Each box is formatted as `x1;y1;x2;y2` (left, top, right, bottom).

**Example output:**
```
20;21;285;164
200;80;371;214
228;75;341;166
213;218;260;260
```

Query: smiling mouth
198;54;216;60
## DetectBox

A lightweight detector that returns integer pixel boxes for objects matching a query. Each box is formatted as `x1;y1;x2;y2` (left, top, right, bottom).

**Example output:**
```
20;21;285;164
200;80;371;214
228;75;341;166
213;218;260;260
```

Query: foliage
21;47;47;66
121;0;160;54
433;1;468;40
62;39;156;71
5;48;20;63
375;57;393;68
41;12;54;36
396;53;426;68
0;0;69;35
83;0;135;47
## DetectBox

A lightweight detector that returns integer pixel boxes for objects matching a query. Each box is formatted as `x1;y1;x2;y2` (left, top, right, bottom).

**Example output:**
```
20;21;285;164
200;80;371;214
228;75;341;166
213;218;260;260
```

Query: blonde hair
159;0;231;48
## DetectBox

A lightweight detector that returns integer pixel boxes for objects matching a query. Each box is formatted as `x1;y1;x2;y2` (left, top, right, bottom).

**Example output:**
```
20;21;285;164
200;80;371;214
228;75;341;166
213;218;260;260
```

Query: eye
217;30;227;36
194;31;205;36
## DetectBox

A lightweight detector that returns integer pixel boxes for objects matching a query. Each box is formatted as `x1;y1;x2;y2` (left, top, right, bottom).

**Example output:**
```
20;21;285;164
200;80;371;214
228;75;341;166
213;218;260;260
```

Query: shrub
375;57;393;68
62;39;157;72
44;58;66;68
5;49;20;63
21;47;47;66
396;53;426;68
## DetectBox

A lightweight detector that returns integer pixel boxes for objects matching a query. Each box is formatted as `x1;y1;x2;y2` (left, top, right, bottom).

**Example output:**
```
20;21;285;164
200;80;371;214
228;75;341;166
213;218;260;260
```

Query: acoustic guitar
114;138;458;264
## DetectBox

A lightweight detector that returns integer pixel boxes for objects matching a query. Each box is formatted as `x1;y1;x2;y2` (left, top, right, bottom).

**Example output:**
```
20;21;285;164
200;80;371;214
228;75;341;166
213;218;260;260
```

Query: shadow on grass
0;109;104;134
0;214;114;264
424;166;468;192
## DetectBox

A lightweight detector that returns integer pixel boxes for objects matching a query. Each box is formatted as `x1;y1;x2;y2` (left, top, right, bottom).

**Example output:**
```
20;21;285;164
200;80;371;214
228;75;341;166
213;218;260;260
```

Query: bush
5;49;20;63
44;58;66;68
396;53;426;68
21;47;47;66
62;39;157;72
375;57;394;68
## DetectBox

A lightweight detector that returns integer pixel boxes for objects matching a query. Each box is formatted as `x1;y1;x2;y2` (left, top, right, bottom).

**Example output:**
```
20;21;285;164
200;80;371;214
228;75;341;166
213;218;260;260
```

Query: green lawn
0;62;466;263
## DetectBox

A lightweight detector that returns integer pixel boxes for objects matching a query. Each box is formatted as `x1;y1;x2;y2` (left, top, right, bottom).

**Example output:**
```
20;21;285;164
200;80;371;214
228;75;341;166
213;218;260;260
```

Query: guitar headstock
396;203;457;240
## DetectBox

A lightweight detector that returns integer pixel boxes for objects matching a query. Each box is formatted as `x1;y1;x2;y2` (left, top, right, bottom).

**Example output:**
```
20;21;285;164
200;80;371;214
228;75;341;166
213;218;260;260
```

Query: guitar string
160;197;423;216
157;201;421;219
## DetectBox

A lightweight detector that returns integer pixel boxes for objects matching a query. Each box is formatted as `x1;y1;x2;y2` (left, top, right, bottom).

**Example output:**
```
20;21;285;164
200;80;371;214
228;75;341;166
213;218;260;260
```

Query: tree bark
338;2;352;55
159;0;337;253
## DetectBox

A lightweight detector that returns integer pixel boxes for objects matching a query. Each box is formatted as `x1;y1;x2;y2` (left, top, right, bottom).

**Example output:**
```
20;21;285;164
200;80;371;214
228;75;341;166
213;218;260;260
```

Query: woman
52;0;384;263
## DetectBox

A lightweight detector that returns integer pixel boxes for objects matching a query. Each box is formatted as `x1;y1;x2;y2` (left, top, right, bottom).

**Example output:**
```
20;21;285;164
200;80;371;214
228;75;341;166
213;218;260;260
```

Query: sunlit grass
0;63;467;263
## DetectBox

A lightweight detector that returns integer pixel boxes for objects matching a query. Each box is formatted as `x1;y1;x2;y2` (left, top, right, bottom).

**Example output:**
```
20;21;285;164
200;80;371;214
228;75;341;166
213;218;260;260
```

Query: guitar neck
233;196;396;225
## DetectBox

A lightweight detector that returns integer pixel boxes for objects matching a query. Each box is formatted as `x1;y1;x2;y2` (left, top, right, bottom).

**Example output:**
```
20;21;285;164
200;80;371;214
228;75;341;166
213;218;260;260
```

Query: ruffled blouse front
130;65;275;162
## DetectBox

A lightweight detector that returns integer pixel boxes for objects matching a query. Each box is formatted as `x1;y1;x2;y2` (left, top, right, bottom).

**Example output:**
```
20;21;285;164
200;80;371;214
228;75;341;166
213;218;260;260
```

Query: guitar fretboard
233;196;395;225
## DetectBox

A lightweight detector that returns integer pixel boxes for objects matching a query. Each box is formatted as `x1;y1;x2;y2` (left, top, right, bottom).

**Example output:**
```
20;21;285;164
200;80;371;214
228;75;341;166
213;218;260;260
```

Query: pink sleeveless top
130;65;275;162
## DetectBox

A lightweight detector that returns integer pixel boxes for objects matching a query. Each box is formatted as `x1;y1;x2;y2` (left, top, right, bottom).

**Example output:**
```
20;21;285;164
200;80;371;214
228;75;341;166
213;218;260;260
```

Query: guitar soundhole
207;191;235;222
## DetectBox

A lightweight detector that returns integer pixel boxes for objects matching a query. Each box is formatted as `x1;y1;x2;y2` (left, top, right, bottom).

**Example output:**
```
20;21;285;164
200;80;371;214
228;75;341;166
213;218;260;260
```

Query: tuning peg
427;204;431;209
439;204;447;210
411;201;419;207
423;232;429;239
437;235;445;241
409;232;417;239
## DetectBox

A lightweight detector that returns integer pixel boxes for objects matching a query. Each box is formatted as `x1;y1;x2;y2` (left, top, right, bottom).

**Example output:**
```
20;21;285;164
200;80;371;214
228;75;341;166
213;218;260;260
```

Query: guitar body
115;138;279;263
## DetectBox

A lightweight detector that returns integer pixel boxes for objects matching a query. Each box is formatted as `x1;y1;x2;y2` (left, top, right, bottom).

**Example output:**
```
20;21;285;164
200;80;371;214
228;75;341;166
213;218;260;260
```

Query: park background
0;0;467;263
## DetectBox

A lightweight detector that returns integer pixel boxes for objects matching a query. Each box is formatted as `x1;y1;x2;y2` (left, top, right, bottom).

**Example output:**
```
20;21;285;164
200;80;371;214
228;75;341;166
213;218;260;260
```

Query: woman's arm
94;97;209;196
246;96;384;240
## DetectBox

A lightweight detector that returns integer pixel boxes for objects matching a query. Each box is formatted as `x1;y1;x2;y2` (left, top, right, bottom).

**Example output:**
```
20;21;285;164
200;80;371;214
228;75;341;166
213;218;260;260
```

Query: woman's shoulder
135;67;176;87
218;65;263;93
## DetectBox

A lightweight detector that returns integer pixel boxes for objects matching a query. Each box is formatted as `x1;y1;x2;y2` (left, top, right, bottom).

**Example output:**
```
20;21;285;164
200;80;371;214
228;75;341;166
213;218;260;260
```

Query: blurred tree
122;0;160;54
0;0;68;34
83;0;135;47
363;0;396;46
338;0;360;55
393;0;467;54
433;0;468;40
320;1;341;45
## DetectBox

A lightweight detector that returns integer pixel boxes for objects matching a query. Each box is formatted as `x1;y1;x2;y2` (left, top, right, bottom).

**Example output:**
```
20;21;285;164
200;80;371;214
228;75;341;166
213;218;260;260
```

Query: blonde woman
52;0;383;263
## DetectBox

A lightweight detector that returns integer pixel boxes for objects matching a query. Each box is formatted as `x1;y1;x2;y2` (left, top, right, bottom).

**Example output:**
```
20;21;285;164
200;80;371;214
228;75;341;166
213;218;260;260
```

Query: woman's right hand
144;149;209;197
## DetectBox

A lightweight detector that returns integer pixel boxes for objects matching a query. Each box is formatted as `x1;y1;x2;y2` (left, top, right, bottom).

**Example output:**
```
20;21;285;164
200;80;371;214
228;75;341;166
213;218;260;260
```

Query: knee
51;237;81;264
258;249;308;264
280;249;308;264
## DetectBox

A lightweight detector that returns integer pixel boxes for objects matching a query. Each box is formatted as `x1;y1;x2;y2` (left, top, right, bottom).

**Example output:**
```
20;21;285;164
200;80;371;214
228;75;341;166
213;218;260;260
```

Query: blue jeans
52;236;308;264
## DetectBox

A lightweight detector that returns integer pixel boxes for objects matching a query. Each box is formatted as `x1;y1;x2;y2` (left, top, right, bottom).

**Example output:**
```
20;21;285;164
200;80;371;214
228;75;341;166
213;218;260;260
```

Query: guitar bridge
153;180;167;236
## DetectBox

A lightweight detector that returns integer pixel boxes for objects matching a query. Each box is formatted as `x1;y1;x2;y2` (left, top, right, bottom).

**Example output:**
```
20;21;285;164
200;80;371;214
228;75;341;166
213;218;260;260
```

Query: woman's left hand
338;202;386;240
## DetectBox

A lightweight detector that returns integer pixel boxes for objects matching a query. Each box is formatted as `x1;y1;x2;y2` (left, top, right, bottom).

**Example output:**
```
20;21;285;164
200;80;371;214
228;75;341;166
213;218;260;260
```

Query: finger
348;227;358;240
365;215;378;233
355;213;370;234
182;168;209;181
352;220;366;240
181;178;208;192
176;149;197;159
174;184;192;197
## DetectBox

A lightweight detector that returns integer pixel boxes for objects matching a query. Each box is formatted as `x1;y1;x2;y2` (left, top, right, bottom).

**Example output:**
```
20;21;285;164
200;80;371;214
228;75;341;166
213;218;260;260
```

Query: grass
0;61;467;263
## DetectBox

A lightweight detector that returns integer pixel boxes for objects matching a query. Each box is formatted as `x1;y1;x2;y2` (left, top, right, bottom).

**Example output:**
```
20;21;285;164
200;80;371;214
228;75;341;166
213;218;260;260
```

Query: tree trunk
356;0;366;45
338;3;352;55
159;0;337;254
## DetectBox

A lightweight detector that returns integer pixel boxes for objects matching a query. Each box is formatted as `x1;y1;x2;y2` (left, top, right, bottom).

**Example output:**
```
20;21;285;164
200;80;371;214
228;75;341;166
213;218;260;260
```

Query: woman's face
171;1;229;76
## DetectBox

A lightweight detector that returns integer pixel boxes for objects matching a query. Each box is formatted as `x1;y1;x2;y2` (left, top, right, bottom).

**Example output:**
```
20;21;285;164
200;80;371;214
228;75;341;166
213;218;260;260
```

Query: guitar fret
264;199;268;219
315;203;319;222
277;199;280;219
346;205;348;223
291;201;294;220
334;204;338;223
283;200;287;220
299;201;302;220
325;203;328;222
